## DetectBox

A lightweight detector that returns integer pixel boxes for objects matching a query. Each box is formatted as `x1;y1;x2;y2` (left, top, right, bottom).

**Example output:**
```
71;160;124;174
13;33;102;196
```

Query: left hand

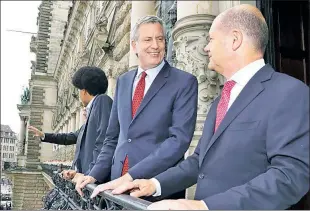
90;173;133;198
72;173;84;183
61;170;77;180
147;199;208;210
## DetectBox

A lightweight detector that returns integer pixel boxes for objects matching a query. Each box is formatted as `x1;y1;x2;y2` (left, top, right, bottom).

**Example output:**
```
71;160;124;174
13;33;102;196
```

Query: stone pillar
70;113;76;131
19;117;26;154
64;120;69;133
129;1;156;70
17;117;27;167
67;113;76;160
75;110;80;130
173;1;224;199
79;108;85;127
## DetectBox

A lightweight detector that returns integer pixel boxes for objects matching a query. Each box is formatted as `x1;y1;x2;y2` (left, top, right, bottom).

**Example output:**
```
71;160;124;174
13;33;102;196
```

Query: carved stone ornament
172;14;224;115
94;15;109;51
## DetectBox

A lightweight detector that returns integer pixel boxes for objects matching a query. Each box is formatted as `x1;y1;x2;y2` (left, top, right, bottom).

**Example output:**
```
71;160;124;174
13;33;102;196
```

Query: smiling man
75;15;198;201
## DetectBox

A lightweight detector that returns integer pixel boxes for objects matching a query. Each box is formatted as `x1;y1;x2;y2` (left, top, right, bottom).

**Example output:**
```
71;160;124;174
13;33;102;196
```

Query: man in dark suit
75;15;198;200
28;66;113;180
111;4;309;210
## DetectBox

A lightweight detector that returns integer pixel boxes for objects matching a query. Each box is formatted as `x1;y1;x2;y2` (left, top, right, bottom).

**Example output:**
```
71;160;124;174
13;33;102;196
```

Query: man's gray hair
130;15;166;41
219;7;269;53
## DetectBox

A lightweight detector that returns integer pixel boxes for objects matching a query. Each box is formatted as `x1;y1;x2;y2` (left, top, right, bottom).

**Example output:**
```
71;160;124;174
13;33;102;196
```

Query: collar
136;59;165;80
229;59;265;86
86;95;97;116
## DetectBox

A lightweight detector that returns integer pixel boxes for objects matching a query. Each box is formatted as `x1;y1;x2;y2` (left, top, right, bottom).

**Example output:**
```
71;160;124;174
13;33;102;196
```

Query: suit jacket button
128;139;132;143
199;173;204;179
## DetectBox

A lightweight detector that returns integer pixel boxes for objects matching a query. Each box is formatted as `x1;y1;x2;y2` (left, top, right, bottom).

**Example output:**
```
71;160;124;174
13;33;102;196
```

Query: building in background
4;0;308;210
1;125;18;170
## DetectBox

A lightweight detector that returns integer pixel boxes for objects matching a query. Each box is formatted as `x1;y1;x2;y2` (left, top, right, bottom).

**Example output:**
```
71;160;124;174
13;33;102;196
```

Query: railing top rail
87;183;151;210
47;170;151;210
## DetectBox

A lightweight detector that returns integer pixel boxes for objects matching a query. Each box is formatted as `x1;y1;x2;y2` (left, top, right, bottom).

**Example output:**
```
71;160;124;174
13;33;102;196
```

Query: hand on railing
90;173;133;198
75;175;96;196
112;179;156;198
62;169;77;180
50;172;151;210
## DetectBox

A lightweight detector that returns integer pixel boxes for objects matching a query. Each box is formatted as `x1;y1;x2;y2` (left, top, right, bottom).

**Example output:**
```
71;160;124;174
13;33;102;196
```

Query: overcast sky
1;1;41;134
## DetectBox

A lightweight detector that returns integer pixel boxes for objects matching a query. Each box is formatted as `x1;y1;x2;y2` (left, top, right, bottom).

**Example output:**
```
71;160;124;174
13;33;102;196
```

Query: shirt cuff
41;133;46;141
150;178;161;197
201;200;209;209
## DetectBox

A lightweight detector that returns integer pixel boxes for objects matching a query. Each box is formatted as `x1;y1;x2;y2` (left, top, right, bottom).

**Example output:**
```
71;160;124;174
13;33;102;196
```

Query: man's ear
232;29;243;51
131;40;137;53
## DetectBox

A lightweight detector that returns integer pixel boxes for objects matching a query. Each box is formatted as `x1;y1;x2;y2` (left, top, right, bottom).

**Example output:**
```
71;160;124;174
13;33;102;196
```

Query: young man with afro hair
28;66;113;181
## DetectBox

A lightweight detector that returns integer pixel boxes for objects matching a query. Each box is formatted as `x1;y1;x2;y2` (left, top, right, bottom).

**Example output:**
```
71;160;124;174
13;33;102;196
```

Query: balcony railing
42;171;151;210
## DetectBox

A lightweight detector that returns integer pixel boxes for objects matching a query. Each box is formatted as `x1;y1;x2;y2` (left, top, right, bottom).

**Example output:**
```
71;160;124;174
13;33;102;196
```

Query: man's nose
151;39;159;49
204;44;210;53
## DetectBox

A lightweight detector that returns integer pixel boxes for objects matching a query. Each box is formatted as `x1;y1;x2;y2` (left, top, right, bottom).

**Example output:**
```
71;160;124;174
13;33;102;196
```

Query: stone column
129;1;156;70
19;117;26;155
173;1;224;199
64;120;69;133
70;113;76;131
79;108;85;127
17;117;27;167
75;109;80;130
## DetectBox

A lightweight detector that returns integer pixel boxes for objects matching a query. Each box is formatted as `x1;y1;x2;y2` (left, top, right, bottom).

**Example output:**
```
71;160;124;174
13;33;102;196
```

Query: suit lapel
201;65;274;159
72;123;86;169
72;96;97;169
123;70;137;128
198;98;219;167
130;62;170;125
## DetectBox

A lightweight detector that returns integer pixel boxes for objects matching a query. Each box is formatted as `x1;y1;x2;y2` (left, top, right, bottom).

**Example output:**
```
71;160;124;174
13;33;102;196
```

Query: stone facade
11;1;258;208
7;1;72;210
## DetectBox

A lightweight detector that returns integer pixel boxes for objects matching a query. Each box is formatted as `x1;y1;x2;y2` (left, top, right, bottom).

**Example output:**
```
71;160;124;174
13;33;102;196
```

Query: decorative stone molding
114;2;132;31
172;14;224;115
30;35;37;53
113;32;130;62
114;12;131;45
54;1;89;81
115;52;129;78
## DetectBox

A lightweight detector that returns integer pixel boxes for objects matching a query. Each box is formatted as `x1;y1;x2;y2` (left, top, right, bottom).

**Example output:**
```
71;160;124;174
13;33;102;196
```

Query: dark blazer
88;62;198;187
155;64;310;209
43;94;113;174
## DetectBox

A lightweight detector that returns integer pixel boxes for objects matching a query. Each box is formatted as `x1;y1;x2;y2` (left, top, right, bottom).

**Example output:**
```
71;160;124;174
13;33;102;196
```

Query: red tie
121;71;147;176
121;155;129;176
215;80;236;132
132;71;147;118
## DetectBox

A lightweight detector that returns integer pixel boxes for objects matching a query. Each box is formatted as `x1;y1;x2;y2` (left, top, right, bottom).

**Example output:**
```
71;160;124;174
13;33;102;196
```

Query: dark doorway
257;1;310;209
258;0;309;86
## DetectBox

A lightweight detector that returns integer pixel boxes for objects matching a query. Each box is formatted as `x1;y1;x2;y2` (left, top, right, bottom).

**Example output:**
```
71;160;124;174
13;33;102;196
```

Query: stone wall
6;171;51;210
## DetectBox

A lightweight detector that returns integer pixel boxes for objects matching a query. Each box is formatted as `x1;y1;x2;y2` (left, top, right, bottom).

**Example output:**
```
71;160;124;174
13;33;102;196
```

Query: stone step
27;154;40;159
29;118;42;122
28;143;41;148
31;101;44;105
26;158;40;163
27;142;41;146
30;111;44;114
31;90;45;93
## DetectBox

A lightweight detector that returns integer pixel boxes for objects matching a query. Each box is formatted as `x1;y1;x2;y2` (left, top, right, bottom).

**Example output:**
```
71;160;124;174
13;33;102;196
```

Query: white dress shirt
227;59;265;110
132;60;165;98
86;95;97;117
151;59;266;205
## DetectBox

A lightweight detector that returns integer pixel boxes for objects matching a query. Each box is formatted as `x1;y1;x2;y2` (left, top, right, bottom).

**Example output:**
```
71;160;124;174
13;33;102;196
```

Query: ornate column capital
172;14;224;115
